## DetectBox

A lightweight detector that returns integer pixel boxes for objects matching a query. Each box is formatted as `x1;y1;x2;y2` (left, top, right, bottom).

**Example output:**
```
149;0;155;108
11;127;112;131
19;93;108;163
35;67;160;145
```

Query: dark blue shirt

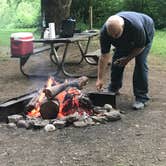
100;11;154;54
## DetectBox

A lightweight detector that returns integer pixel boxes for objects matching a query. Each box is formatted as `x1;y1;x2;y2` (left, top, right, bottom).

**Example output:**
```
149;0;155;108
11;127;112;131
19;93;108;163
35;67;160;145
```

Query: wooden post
89;6;93;30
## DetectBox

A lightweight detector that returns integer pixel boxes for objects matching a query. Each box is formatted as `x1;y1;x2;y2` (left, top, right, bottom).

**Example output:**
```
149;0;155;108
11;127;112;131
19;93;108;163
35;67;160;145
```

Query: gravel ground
0;46;166;166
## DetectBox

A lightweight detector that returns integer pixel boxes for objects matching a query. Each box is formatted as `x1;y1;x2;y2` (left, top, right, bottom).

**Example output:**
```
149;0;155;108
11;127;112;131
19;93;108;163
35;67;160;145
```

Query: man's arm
128;47;145;60
96;53;111;91
114;47;144;66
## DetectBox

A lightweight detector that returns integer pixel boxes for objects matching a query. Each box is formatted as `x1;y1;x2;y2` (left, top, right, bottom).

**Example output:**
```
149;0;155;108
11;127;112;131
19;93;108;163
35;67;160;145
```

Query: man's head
106;15;124;39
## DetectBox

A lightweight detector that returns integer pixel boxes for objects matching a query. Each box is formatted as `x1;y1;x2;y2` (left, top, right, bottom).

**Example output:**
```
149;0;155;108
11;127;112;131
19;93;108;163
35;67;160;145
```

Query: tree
42;0;72;33
123;0;166;28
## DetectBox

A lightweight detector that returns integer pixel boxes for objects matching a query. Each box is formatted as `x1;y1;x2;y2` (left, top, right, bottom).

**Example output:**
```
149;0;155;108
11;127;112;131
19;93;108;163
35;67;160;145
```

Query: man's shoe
132;101;145;110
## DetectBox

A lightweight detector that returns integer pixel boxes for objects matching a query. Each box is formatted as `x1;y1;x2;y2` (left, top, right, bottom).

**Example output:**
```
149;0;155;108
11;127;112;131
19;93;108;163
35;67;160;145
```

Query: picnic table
19;31;99;78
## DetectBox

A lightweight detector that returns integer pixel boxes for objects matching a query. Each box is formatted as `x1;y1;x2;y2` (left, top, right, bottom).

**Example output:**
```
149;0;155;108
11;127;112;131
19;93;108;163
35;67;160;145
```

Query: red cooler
11;32;34;57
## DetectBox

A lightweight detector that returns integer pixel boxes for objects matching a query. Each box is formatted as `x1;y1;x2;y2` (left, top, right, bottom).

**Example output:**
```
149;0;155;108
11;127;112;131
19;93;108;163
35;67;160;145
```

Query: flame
28;77;93;119
56;87;81;118
27;76;54;117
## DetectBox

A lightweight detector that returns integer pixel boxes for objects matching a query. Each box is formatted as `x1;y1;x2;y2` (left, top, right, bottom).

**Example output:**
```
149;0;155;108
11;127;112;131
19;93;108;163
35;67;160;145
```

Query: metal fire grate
0;91;116;122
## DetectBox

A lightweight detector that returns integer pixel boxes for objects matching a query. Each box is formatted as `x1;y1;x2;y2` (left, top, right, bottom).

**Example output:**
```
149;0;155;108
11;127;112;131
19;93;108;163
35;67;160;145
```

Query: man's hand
114;57;130;67
96;53;110;91
96;79;104;91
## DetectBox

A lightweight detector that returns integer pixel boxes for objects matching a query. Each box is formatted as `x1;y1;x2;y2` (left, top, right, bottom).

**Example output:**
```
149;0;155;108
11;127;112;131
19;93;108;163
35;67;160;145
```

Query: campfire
4;76;121;131
26;76;93;120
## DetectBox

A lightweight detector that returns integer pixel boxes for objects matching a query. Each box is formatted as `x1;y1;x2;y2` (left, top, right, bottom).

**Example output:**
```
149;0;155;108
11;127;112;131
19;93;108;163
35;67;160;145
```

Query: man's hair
105;15;124;38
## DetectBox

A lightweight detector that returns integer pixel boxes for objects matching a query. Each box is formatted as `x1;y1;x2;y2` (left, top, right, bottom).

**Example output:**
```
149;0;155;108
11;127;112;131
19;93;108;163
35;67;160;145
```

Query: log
44;76;88;99
26;89;44;112
26;76;55;112
40;99;59;119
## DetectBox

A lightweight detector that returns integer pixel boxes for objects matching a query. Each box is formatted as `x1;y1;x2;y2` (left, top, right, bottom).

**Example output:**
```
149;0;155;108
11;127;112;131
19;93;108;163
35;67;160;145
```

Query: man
96;11;155;110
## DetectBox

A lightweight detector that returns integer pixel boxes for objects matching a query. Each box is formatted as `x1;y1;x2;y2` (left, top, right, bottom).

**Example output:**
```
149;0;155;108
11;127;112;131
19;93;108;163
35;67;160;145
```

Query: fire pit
0;76;121;131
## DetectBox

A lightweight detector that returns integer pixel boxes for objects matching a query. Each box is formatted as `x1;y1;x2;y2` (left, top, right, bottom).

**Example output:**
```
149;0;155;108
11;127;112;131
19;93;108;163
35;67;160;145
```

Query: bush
0;0;40;29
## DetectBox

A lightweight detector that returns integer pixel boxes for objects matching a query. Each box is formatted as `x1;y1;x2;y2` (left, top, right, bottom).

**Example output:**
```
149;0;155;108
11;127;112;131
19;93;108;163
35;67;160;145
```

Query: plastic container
10;32;34;57
48;23;56;38
43;28;50;39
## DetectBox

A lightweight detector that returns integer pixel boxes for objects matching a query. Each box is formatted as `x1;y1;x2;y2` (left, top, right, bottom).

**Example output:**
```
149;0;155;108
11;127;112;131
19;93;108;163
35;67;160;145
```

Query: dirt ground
0;45;166;166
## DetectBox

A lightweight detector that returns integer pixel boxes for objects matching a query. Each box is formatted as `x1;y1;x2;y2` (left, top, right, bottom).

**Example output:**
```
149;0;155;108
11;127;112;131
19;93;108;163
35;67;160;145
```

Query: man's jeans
108;41;153;103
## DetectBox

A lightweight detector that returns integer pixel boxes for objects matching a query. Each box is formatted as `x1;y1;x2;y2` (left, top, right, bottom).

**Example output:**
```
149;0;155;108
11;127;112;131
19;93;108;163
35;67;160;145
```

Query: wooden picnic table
33;31;99;78
15;31;99;78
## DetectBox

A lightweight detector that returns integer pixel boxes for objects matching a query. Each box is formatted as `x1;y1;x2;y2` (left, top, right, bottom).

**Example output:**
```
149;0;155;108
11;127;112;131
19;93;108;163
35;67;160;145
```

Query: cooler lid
11;32;34;41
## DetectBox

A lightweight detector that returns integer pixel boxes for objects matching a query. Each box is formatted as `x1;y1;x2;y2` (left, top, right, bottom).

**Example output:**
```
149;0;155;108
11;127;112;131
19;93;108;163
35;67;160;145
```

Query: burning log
26;76;55;115
44;76;88;99
40;99;59;119
26;89;45;112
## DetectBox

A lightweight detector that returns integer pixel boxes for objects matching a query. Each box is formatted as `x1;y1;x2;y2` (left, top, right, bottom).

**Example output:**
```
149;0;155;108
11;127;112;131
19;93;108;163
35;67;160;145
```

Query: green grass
151;29;166;57
0;28;39;46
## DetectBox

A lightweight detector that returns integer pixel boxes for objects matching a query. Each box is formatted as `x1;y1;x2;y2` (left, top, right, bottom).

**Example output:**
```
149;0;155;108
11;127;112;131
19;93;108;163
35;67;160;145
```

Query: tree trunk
42;0;72;34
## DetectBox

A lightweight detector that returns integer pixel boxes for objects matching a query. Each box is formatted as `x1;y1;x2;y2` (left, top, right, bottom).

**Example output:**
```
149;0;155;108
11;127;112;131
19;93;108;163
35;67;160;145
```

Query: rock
77;112;89;121
7;123;17;129
93;106;107;114
91;115;107;123
84;117;95;125
52;119;66;129
104;111;121;121
63;112;80;123
73;120;88;127
26;119;35;126
17;120;30;129
8;114;24;123
104;104;113;111
31;119;49;129
44;124;56;132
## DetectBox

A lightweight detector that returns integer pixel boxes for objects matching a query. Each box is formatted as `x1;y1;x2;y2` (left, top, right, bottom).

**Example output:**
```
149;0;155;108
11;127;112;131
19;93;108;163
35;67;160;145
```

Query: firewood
44;76;88;99
26;76;55;112
26;89;44;112
39;99;59;119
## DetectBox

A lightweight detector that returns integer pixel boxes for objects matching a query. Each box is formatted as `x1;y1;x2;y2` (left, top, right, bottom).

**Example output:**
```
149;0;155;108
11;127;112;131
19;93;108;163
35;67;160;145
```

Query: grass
151;29;166;57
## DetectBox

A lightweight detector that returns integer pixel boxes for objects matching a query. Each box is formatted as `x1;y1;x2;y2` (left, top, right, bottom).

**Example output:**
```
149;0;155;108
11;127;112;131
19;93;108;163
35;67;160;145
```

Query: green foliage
71;0;166;29
14;2;40;28
151;29;166;57
71;0;89;24
92;0;123;27
76;22;89;32
0;0;165;30
0;0;40;29
123;0;166;29
71;0;124;28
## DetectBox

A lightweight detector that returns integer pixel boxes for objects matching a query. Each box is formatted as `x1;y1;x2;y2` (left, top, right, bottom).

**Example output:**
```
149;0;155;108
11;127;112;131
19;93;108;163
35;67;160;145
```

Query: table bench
85;49;101;65
85;46;115;66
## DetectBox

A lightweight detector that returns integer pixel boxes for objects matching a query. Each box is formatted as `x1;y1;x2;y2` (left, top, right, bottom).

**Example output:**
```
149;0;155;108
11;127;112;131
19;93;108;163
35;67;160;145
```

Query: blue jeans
108;41;153;103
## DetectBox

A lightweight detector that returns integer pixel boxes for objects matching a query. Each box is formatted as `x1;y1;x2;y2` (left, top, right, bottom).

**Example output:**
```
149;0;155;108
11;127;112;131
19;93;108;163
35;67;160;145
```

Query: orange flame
28;76;54;117
28;77;92;119
56;87;81;119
